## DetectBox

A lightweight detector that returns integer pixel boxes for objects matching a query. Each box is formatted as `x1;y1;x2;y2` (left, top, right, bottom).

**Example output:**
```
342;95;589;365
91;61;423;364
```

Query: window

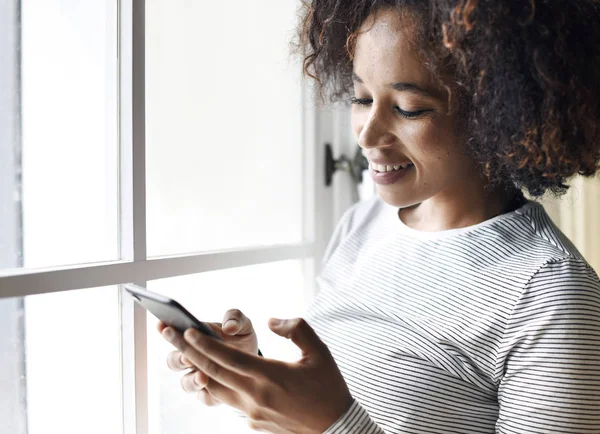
12;0;119;270
0;1;339;434
4;2;595;434
146;261;307;434
0;287;122;434
146;0;305;256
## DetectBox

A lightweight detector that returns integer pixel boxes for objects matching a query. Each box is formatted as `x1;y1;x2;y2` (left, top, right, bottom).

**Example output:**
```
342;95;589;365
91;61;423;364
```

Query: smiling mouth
370;162;415;172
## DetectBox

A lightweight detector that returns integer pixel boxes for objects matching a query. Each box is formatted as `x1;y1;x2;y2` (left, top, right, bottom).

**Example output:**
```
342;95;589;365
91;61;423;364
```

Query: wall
542;176;600;273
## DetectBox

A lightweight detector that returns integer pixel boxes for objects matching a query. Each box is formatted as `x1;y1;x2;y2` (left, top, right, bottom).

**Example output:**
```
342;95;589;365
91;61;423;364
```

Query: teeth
371;162;412;172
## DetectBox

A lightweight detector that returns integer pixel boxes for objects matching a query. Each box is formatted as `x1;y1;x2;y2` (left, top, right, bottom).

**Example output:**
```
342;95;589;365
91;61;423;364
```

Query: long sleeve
324;400;385;434
309;198;600;433
495;258;600;433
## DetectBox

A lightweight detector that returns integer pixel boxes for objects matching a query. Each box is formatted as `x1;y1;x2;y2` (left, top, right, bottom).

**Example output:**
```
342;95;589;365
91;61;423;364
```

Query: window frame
0;1;340;434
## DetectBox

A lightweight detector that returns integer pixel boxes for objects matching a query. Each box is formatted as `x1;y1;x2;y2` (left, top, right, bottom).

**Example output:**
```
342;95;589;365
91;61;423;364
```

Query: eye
394;107;430;119
349;97;372;106
350;97;431;119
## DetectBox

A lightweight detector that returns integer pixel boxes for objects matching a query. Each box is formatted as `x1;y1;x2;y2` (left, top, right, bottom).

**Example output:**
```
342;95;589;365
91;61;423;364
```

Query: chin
376;188;424;209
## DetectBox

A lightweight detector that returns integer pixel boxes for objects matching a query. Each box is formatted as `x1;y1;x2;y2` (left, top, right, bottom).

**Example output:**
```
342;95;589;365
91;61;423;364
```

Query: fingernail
224;319;239;329
181;355;191;366
193;372;202;386
163;327;175;341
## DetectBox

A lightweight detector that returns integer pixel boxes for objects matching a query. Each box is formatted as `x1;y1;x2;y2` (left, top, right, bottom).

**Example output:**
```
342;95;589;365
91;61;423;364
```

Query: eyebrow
352;72;438;98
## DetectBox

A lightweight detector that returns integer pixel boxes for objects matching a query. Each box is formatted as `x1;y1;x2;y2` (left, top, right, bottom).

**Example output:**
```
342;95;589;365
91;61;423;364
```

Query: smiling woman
151;1;600;434
348;10;484;220
292;0;600;433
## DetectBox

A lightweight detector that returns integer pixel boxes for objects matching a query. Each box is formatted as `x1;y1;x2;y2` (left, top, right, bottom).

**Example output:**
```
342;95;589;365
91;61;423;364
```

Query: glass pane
0;0;119;272
146;260;308;434
0;286;122;434
146;0;304;257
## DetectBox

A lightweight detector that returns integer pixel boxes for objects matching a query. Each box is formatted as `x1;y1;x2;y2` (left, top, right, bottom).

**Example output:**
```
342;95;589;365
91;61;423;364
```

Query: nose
356;105;397;151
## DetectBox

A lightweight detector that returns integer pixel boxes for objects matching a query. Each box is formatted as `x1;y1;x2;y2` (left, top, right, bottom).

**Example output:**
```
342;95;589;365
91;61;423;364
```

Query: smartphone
125;284;222;341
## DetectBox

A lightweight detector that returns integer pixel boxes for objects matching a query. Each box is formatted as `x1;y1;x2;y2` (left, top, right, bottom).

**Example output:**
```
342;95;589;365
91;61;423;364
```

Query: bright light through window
0;1;317;434
10;0;118;271
147;260;306;434
0;287;122;434
145;0;305;257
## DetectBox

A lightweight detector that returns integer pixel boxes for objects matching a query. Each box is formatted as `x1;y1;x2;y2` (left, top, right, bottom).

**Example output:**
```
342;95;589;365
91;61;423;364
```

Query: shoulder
523;257;600;303
495;258;600;428
451;201;598;302
472;201;588;275
320;196;387;269
338;195;386;234
512;201;583;259
502;257;600;341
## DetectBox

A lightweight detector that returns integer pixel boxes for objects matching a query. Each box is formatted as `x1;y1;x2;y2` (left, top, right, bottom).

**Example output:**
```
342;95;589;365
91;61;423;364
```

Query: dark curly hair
296;0;600;196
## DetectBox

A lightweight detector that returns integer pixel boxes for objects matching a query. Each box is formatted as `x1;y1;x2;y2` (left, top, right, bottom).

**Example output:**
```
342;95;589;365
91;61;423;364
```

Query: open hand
160;317;353;434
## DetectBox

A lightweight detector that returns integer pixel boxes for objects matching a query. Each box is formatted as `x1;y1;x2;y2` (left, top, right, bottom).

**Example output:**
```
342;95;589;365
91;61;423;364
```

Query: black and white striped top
307;196;600;434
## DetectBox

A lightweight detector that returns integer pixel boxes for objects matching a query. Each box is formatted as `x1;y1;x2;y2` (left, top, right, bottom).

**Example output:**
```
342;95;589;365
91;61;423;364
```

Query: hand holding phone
125;284;259;407
125;284;222;339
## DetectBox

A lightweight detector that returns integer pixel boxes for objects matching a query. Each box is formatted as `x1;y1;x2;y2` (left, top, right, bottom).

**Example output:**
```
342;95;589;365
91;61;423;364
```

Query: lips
369;162;414;185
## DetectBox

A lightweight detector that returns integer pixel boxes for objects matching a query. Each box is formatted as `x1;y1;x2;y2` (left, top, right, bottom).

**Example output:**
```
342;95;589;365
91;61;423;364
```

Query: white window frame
0;1;353;434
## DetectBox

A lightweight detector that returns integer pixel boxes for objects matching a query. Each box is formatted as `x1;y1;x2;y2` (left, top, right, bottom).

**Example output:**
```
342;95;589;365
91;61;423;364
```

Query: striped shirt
307;196;600;434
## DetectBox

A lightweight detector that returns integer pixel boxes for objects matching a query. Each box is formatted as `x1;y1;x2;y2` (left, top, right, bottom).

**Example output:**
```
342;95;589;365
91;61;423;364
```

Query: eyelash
349;97;429;119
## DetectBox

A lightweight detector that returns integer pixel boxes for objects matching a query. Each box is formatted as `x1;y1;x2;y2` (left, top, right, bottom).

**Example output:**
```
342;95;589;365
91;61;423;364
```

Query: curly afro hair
296;0;600;196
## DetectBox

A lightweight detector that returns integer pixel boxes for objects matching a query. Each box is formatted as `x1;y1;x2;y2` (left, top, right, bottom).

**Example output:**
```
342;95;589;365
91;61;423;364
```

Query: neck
398;184;521;232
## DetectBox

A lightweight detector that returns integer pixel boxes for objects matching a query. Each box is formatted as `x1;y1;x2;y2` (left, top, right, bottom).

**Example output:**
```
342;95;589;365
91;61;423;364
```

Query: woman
159;1;600;432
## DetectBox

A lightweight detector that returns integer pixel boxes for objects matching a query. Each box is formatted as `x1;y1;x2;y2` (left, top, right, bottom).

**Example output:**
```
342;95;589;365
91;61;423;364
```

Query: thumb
268;317;329;356
222;309;253;336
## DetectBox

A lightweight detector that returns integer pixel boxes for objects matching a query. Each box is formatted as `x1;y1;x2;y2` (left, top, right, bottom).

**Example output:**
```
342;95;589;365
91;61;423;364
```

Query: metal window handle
325;143;369;187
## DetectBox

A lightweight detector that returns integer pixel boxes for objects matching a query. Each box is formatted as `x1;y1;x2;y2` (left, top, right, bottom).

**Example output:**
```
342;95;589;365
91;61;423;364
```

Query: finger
200;322;233;341
206;322;226;338
222;309;253;336
203;378;243;410
181;370;209;393
163;327;252;392
183;328;265;378
167;350;193;371
247;419;269;433
197;388;221;407
247;419;293;434
160;320;226;340
268;318;329;357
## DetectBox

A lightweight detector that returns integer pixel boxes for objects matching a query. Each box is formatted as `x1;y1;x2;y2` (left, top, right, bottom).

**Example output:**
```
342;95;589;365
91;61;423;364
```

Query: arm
495;258;600;433
318;202;388;433
324;399;385;434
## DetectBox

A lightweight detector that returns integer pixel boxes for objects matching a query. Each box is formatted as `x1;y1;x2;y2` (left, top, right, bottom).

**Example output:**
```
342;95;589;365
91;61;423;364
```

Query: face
352;9;481;208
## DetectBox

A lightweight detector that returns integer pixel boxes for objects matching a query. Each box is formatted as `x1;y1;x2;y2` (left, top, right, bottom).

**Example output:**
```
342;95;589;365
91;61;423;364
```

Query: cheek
407;119;461;164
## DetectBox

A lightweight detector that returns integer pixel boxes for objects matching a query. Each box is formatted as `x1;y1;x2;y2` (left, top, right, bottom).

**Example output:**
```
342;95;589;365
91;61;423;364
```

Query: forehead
353;9;430;84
